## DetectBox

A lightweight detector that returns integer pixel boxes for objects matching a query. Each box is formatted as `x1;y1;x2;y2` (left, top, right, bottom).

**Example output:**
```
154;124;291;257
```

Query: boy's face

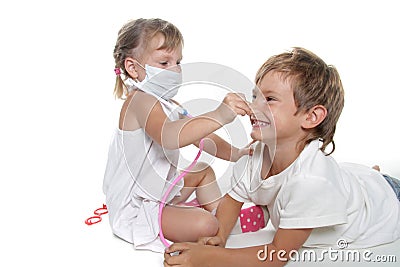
250;71;306;145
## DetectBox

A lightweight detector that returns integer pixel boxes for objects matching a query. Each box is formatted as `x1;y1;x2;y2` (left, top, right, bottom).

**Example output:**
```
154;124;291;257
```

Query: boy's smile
250;114;271;128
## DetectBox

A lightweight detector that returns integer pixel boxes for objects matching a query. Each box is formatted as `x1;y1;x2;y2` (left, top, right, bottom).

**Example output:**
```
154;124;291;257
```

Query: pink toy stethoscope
156;99;205;247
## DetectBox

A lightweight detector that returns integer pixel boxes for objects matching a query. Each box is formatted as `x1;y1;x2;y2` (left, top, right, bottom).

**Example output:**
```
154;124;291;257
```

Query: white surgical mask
125;64;182;100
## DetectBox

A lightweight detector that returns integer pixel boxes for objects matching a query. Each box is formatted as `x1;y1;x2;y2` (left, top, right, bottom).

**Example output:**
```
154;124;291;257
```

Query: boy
164;47;400;267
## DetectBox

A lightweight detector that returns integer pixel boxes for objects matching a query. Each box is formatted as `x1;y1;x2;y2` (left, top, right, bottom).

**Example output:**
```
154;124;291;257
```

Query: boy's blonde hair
255;47;344;155
113;18;184;99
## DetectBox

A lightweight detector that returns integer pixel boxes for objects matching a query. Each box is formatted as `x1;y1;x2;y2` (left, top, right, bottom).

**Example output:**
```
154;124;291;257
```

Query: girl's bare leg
161;205;219;242
172;162;222;211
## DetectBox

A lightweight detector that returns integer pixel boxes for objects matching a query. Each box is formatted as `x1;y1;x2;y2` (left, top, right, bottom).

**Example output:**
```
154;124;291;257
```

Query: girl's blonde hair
255;47;345;155
113;18;184;99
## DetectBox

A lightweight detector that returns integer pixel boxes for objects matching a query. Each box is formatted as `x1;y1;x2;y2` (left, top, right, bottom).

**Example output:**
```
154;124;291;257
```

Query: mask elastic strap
134;60;146;71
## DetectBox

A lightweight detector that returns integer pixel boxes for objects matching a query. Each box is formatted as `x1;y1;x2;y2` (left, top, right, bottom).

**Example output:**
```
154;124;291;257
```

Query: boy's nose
249;101;256;111
250;98;269;115
251;98;265;108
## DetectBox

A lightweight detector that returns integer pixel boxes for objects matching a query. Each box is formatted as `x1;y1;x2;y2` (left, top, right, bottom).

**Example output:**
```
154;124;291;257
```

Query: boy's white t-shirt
229;140;400;249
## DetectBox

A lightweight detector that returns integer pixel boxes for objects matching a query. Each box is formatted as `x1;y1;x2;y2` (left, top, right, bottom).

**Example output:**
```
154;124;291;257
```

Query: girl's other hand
231;140;256;161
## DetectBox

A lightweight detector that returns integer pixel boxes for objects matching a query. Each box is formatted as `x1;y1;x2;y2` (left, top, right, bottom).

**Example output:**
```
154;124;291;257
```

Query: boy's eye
159;62;168;66
266;97;275;102
252;94;257;100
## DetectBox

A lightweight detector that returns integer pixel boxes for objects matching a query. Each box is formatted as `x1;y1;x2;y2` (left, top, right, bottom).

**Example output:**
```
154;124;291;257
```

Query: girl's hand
164;242;220;267
231;140;256;162
216;93;251;124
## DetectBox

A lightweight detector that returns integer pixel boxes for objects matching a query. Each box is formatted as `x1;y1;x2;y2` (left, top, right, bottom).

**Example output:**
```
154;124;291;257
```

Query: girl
103;18;262;253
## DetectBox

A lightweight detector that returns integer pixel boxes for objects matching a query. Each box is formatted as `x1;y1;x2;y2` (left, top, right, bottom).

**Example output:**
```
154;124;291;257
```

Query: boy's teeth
252;120;269;126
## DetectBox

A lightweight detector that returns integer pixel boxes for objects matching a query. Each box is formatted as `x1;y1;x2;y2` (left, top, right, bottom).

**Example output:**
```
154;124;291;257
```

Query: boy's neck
262;140;304;179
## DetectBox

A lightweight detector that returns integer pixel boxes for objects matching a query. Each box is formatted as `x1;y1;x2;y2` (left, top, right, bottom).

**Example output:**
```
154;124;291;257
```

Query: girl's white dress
103;103;182;253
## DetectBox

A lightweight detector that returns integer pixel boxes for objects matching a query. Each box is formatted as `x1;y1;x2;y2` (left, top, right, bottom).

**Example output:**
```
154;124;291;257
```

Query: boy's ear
124;57;139;80
302;105;327;129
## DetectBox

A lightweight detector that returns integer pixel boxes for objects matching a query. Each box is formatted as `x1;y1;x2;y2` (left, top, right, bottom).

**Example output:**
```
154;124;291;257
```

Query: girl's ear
302;105;327;129
124;57;139;80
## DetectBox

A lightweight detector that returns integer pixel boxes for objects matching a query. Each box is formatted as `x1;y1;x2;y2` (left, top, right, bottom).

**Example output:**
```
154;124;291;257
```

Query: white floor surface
74;218;400;267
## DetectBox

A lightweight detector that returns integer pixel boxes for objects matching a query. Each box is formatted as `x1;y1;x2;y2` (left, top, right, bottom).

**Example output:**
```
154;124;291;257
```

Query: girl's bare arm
133;91;250;149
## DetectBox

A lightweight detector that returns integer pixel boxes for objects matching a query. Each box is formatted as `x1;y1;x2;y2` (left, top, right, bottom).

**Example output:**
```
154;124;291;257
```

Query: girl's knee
195;162;215;177
195;212;219;237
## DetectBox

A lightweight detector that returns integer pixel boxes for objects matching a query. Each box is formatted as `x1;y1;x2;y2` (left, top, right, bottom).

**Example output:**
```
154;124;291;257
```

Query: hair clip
114;67;122;76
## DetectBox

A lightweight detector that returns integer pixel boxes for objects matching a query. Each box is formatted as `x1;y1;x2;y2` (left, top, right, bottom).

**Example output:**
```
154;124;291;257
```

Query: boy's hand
164;242;220;267
216;93;251;124
197;236;226;247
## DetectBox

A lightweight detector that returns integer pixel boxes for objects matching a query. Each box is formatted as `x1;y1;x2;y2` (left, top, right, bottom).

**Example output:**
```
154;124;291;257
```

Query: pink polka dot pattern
239;205;265;233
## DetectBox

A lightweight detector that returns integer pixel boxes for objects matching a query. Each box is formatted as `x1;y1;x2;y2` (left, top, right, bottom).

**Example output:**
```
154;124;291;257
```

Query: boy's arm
213;194;244;246
164;228;312;267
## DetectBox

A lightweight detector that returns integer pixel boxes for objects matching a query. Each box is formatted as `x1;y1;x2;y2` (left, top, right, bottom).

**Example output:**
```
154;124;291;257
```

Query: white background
0;0;399;266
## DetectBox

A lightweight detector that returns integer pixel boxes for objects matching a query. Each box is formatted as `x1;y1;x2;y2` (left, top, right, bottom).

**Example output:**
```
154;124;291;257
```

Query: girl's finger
234;101;251;115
